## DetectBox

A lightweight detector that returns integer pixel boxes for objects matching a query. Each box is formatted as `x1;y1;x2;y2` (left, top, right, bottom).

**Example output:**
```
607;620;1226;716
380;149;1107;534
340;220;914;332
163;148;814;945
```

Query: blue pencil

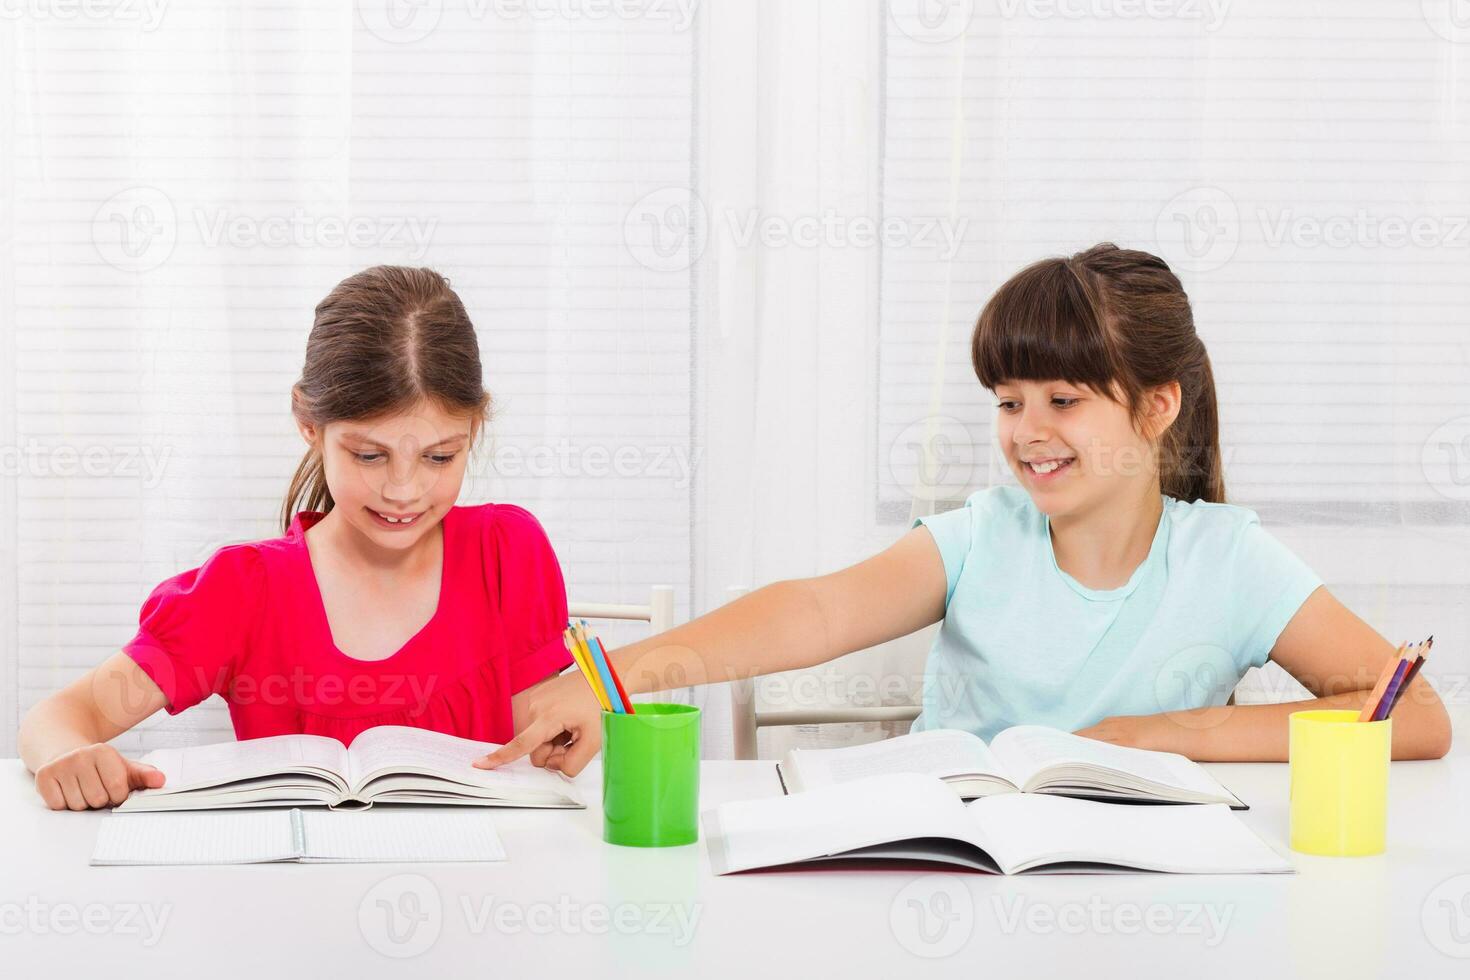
581;622;628;714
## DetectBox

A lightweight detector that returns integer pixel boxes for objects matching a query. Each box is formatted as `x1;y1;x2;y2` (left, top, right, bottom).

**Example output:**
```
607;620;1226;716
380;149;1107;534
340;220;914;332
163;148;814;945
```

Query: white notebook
705;772;1292;876
776;726;1247;808
92;808;507;866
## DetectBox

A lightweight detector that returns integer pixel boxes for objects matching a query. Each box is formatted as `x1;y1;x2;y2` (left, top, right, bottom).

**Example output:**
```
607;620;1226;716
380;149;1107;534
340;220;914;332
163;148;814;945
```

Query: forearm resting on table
19;693;110;774
1156;676;1453;762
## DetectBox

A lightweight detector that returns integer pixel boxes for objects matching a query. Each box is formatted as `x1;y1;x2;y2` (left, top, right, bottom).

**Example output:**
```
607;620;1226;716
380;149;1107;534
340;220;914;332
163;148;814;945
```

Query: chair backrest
568;586;684;702
726;585;928;760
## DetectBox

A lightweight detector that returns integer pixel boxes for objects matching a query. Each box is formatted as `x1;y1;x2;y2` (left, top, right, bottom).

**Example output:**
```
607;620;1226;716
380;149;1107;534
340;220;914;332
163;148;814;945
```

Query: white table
4;756;1470;978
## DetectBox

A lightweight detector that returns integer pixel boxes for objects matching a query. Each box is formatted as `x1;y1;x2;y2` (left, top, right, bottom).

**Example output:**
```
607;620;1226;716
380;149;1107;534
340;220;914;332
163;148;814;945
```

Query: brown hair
971;243;1224;504
282;266;492;532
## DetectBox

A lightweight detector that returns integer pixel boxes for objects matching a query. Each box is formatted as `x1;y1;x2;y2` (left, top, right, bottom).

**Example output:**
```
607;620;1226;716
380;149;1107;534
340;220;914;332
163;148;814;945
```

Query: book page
131;734;350;794
345;725;576;800
966;793;1291;874
787;729;1012;792
705;772;990;875
299;808;506;863
989;725;1229;798
91;811;297;866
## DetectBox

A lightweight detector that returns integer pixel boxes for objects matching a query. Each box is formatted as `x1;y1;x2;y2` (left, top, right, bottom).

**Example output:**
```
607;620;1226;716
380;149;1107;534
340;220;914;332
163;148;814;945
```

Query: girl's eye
354;452;384;463
427;454;456;465
1052;397;1078;408
996;401;1019;412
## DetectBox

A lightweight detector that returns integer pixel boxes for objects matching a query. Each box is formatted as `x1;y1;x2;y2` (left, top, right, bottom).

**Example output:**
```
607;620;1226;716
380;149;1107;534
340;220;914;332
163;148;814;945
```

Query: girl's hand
1073;713;1174;753
33;743;165;811
475;670;605;777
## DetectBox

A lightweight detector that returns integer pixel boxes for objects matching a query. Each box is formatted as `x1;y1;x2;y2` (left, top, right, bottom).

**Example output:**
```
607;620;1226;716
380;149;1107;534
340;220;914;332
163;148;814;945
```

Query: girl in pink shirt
19;266;573;810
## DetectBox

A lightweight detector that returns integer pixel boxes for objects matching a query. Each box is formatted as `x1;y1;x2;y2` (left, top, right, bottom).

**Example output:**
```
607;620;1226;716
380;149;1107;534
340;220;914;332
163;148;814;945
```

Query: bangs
971;258;1120;395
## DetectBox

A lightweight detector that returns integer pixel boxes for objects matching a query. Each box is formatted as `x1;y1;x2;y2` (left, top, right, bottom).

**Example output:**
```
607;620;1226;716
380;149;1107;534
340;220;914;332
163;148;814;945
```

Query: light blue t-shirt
911;486;1322;741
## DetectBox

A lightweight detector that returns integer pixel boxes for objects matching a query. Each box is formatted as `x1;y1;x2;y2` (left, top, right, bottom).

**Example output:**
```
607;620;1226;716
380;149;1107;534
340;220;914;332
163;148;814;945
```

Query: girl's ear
291;385;320;447
1140;381;1183;440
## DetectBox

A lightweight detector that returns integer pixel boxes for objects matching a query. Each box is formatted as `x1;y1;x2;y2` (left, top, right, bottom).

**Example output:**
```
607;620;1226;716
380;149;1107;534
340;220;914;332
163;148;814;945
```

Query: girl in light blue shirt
487;243;1451;776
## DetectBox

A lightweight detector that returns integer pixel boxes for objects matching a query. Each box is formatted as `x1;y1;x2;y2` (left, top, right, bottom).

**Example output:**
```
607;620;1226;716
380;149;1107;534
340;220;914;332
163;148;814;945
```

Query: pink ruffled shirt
123;503;572;747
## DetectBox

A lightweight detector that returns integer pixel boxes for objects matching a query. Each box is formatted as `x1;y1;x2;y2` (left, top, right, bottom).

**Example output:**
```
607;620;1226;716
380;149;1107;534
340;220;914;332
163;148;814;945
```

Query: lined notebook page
1;6;696;754
92;810;296;866
298;808;506;863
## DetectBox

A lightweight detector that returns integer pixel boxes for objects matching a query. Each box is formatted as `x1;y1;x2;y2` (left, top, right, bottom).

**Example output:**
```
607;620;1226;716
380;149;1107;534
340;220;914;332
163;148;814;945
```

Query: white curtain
0;1;698;754
3;1;1467;760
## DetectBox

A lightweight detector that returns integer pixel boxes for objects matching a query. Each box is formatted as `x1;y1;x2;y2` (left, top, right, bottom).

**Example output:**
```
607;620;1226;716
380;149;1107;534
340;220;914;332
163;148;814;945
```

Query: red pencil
591;636;636;715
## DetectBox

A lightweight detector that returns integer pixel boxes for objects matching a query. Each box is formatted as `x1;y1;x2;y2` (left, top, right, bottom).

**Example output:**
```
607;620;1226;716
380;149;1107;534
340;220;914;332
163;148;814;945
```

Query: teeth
375;511;417;525
1030;459;1070;475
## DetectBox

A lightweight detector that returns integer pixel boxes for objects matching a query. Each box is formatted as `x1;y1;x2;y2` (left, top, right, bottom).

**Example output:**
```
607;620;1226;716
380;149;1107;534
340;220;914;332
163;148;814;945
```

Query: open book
705;772;1291;876
116;725;583;812
776;726;1246;809
92;808;507;865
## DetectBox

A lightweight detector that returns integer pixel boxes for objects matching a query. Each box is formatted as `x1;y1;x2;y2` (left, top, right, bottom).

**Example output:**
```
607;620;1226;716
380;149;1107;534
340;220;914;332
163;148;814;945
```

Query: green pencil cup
601;703;701;847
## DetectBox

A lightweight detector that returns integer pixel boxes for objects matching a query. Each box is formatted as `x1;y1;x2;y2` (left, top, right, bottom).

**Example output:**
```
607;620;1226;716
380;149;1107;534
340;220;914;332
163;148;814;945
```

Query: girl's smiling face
994;378;1179;519
299;398;478;550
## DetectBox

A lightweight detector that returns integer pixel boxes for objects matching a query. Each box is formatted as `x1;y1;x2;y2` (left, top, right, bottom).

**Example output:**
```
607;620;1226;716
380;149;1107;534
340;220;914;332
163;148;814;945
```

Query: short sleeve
913;499;975;607
122;544;265;715
1229;517;1323;672
486;504;572;694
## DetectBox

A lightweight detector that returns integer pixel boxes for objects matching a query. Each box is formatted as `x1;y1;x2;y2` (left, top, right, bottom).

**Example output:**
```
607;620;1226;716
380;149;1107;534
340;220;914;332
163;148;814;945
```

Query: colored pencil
581;624;627;714
1358;642;1407;722
1383;635;1432;719
564;627;611;711
591;636;635;715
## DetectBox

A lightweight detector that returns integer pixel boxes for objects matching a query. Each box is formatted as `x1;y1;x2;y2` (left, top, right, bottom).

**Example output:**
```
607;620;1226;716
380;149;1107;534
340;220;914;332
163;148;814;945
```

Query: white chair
725;585;927;760
568;586;686;701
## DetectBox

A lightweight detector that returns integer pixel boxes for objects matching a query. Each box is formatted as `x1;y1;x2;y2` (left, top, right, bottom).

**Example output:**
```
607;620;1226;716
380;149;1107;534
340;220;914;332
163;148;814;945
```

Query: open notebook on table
116;725;582;812
92;808;506;865
776;726;1247;808
705;772;1291;876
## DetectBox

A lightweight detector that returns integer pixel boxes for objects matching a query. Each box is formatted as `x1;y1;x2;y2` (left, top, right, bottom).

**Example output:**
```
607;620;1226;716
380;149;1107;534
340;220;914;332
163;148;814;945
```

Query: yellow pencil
564;628;612;711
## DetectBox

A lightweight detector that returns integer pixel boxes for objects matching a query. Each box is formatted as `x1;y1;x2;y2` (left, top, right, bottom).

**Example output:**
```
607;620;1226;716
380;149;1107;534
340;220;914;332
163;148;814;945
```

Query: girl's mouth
1022;457;1075;482
367;507;423;529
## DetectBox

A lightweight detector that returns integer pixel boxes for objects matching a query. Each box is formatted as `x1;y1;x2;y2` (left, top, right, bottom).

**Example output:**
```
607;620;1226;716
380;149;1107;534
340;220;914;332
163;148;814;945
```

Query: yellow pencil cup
1288;709;1391;856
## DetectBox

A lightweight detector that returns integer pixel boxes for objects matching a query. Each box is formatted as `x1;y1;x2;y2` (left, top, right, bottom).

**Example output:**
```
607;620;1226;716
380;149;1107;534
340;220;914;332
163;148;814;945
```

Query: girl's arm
1077;587;1454;761
18;651;168;809
481;525;950;776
